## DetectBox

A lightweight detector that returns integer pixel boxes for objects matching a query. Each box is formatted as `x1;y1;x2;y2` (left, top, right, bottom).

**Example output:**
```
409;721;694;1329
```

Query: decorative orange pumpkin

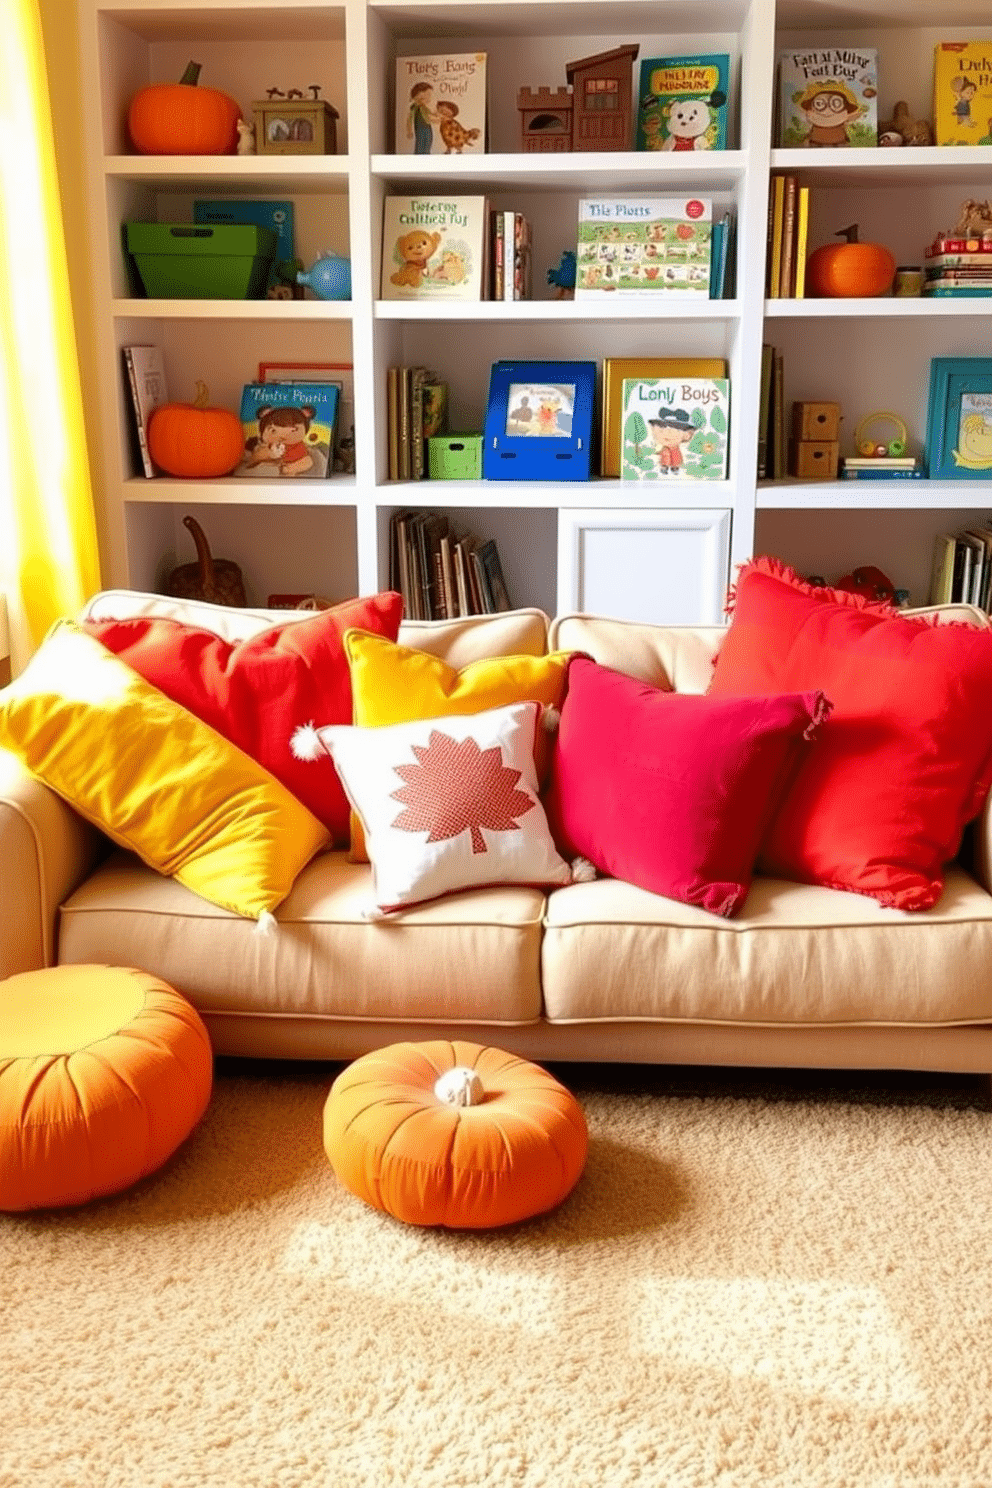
147;382;245;478
806;223;896;298
128;62;241;156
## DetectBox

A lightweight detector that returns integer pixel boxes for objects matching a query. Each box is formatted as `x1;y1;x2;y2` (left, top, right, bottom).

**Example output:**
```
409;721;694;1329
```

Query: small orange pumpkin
807;223;896;298
147;382;245;478
128;62;241;156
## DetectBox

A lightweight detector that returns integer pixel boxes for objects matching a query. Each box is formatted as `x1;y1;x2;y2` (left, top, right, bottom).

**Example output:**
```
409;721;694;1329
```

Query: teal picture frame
925;357;992;480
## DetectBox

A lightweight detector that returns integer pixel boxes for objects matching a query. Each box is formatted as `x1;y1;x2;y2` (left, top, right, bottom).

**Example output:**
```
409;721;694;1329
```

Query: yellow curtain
0;0;101;674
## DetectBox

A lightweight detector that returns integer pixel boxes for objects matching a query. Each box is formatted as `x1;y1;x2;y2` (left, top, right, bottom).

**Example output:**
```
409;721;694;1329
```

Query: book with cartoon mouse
380;195;489;300
621;377;730;480
933;42;992;146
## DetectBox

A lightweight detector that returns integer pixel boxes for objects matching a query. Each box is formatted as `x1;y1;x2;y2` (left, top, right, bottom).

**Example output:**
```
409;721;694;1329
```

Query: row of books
928;527;992;610
385;366;448;481
766;173;808;300
389;510;511;620
381;195;729;305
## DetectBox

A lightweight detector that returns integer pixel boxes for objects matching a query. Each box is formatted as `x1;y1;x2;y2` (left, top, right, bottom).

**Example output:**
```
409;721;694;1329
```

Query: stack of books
923;234;992;298
388;510;511;620
766;173;810;299
929;527;992;609
840;455;923;481
386;366;448;481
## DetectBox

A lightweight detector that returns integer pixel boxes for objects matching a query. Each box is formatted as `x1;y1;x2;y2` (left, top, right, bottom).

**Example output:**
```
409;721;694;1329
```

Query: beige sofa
5;590;992;1078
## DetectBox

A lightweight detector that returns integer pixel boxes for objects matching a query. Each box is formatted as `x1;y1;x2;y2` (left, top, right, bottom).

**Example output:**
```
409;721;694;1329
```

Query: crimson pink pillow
545;654;829;917
708;556;992;909
84;593;403;843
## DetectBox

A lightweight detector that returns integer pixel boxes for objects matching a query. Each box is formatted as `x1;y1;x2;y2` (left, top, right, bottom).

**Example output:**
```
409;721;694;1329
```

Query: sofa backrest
550;613;725;694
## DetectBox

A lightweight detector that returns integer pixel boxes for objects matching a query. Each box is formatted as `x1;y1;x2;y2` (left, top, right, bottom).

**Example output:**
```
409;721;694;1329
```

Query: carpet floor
3;1058;992;1488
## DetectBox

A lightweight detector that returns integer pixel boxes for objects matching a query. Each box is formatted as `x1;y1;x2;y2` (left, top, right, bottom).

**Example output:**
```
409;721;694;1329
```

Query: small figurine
951;197;992;239
236;118;256;155
296;250;352;301
547;250;576;298
878;100;934;147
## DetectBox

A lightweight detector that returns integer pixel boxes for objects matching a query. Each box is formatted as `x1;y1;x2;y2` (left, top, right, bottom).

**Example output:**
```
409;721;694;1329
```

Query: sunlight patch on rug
282;1218;563;1334
635;1276;926;1407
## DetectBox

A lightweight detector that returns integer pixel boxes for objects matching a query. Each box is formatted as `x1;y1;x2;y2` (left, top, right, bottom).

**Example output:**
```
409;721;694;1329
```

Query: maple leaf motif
390;728;534;854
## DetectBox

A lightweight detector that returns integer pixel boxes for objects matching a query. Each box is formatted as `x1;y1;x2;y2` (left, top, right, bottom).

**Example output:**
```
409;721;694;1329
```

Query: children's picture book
122;344;168;478
574;197;712;300
395;52;487;154
777;47;879;147
235;381;338;479
635;54;729;151
257;361;354;474
600;355;728;476
934;42;992;145
193;200;295;294
620;377;730;481
380;196;488;300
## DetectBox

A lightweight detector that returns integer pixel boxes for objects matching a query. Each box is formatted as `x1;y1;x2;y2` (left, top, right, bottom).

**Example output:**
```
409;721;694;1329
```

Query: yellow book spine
768;175;786;299
793;186;810;299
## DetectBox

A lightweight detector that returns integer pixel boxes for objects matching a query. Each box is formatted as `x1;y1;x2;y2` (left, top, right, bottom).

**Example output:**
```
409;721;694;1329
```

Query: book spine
398;367;411;481
122;347;155;479
492;209;504;299
793;187;810;298
503;211;516;302
387;367;400;481
779;173;798;298
771;347;785;479
410;367;427;479
768;175;786;299
839;467;924;479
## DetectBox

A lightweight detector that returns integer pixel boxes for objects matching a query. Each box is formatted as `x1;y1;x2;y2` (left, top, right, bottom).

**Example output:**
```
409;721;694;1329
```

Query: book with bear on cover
395;52;487;154
235;381;338;478
777;47;878;147
380;195;489;300
574;197;712;299
933;42;992;145
620;377;730;481
635;53;730;151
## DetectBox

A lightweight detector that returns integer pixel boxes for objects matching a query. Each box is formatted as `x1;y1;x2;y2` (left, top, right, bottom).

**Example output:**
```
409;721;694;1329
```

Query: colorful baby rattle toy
854;410;908;458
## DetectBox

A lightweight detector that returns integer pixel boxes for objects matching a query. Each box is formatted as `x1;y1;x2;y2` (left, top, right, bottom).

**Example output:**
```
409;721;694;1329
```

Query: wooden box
791;401;841;442
789;439;840;479
253;98;338;155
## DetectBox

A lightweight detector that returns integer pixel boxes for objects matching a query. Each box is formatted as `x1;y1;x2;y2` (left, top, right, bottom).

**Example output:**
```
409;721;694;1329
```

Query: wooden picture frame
482;360;596;481
925;357;992;481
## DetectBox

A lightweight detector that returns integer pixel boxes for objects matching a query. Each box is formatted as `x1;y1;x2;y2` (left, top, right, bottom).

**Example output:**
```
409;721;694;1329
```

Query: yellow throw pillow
0;621;329;919
338;629;572;861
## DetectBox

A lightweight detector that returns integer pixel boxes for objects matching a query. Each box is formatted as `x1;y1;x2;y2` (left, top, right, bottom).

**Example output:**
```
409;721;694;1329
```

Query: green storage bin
125;222;278;299
428;433;484;480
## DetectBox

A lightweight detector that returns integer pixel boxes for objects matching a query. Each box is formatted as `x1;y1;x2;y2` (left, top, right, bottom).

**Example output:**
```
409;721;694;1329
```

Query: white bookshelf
78;0;992;620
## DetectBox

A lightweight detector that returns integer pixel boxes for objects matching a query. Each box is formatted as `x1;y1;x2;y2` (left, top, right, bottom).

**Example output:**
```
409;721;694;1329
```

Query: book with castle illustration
621;377;730;481
574;197;712;299
380;196;489;301
933;41;992;146
235;381;338;478
395;52;487;155
777;47;878;147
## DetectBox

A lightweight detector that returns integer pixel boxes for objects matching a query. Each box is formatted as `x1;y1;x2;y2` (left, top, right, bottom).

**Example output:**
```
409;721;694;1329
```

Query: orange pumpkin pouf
323;1041;588;1229
0;965;213;1211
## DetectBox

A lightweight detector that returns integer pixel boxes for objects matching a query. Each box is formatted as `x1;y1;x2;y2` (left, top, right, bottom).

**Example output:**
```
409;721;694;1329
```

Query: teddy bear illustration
390;229;442;288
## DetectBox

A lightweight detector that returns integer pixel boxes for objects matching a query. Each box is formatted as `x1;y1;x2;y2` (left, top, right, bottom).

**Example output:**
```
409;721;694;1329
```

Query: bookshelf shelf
77;0;992;619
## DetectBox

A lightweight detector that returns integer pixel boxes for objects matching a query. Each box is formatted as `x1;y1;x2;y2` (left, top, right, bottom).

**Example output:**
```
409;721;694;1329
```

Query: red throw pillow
545;654;829;917
85;593;403;843
708;556;992;909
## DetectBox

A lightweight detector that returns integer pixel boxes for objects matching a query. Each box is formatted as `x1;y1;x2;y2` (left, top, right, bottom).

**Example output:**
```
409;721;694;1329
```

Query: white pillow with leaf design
294;702;575;913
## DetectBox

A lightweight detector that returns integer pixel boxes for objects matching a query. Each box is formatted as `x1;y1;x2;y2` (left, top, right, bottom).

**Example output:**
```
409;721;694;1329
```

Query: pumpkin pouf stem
180;62;203;87
434;1066;484;1107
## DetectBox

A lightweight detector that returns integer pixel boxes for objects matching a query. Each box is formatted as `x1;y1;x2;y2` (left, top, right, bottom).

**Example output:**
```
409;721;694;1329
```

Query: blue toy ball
297;250;352;301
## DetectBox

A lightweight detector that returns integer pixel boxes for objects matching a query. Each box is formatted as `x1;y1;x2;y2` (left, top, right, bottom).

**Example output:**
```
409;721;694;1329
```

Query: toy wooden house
517;86;574;153
565;44;639;151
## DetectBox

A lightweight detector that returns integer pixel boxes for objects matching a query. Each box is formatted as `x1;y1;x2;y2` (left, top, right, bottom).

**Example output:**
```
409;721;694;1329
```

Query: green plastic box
428;433;484;480
125;222;278;299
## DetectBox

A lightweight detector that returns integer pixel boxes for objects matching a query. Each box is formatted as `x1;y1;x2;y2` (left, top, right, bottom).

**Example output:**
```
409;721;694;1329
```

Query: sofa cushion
306;703;573;913
549;613;725;694
83;593;403;843
57;849;546;1026
340;629;572;860
546;655;829;916
708;557;992;910
0;621;328;920
541;867;992;1027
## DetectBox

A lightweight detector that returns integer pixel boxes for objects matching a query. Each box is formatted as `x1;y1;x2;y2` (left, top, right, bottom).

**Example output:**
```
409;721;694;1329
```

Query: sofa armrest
0;748;108;977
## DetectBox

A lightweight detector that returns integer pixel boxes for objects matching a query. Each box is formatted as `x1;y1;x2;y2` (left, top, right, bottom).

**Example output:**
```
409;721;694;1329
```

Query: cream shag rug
3;1060;992;1488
